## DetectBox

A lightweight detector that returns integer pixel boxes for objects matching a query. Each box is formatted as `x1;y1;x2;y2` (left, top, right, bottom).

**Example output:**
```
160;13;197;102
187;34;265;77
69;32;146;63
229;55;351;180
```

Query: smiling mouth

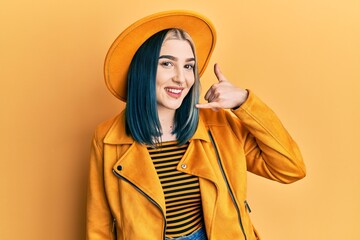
165;87;183;98
166;88;182;94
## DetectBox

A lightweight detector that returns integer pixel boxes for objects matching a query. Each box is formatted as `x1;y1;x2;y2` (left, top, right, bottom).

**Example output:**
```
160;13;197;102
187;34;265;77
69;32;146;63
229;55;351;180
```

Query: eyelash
160;61;194;70
160;61;173;67
184;64;194;70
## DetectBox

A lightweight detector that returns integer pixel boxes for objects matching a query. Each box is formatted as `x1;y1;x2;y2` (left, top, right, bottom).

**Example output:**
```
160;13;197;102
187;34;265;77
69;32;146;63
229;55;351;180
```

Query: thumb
214;63;228;82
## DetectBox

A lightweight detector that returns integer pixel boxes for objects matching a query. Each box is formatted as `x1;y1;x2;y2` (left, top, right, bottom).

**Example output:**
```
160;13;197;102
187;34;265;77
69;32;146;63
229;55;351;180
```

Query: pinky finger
195;102;221;111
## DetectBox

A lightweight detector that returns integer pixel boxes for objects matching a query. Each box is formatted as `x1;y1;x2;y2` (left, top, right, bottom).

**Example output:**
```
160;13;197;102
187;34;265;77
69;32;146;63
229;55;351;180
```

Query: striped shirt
147;141;204;238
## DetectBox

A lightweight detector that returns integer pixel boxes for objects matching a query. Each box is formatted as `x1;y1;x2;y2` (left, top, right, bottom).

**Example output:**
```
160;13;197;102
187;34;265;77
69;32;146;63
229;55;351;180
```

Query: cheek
155;75;167;88
186;73;195;86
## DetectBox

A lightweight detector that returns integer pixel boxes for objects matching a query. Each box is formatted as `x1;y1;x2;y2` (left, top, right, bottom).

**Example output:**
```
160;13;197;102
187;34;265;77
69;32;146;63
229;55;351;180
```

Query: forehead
160;39;194;56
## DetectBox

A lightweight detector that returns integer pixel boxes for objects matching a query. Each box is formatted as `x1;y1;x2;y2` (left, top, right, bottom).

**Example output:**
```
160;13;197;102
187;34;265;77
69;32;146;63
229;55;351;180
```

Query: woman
87;10;306;240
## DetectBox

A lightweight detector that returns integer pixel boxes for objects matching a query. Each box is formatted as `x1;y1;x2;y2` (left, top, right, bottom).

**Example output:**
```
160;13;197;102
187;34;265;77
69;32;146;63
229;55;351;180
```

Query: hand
196;63;248;111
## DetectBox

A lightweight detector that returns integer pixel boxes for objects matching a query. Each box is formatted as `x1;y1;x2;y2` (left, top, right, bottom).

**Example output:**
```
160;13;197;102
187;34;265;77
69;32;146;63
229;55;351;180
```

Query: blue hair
125;29;199;146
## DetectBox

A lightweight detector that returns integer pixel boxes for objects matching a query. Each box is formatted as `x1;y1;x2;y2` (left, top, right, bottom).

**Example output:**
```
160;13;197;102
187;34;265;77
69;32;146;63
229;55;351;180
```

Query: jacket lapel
112;142;166;211
177;117;221;233
104;112;166;211
178;115;218;183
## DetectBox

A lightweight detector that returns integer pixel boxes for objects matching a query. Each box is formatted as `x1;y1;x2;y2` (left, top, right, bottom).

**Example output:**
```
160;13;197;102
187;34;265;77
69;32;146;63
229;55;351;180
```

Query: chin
166;101;183;110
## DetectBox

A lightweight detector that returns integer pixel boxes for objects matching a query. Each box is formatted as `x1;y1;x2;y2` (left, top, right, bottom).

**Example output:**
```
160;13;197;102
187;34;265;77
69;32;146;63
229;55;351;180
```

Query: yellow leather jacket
86;91;306;240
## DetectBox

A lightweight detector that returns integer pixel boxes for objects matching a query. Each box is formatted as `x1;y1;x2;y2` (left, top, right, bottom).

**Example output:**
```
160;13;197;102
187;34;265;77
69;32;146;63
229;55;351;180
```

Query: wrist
232;89;249;110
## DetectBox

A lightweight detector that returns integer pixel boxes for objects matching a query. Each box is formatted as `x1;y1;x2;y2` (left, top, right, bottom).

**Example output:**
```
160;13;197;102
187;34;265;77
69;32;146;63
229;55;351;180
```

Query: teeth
166;88;182;94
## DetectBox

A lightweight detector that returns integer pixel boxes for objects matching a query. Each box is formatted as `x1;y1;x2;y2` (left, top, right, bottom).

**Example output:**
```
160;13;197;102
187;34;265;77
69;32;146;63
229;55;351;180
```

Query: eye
160;61;173;68
184;64;194;70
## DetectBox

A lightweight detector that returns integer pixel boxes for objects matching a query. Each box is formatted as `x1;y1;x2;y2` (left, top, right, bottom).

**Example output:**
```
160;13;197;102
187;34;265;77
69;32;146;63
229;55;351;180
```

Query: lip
164;87;184;98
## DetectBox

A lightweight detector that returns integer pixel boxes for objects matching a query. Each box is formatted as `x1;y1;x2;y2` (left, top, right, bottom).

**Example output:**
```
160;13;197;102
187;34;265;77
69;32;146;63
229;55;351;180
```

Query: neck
158;108;176;142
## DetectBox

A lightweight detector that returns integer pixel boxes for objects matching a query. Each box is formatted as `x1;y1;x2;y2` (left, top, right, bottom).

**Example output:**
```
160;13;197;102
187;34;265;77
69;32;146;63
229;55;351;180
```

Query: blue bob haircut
125;28;200;146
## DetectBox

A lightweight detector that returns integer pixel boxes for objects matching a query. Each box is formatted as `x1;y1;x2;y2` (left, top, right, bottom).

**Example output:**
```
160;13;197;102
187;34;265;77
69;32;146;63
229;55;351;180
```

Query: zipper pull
112;218;116;233
244;200;252;213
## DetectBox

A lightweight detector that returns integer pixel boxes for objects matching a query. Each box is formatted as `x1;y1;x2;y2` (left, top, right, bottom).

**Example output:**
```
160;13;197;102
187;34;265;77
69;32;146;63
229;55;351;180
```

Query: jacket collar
103;110;210;145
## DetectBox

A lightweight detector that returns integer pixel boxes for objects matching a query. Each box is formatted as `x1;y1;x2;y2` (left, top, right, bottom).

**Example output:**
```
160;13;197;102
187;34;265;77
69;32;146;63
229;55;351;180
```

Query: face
156;37;195;114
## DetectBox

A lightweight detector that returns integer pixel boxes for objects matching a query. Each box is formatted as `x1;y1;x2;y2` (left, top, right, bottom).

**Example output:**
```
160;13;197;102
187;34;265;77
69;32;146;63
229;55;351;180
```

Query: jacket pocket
243;200;261;240
252;225;261;240
244;200;252;213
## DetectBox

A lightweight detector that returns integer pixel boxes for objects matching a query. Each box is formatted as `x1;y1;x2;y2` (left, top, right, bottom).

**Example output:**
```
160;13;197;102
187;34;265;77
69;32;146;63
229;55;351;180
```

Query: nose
172;66;185;85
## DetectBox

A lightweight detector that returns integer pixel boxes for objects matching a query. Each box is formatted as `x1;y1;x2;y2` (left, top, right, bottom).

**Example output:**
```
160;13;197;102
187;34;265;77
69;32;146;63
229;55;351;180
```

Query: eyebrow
159;55;195;62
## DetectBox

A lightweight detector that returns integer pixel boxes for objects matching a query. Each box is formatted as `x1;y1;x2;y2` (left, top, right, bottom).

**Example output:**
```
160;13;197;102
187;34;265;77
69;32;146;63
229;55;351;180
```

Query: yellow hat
104;10;217;101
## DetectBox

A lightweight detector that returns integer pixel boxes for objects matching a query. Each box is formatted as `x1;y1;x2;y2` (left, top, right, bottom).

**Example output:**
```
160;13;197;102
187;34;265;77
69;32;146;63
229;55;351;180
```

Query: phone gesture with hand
196;63;248;111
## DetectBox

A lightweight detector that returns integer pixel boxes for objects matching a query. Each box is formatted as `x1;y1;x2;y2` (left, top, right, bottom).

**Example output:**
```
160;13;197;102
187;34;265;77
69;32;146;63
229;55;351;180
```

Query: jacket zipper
112;170;167;240
208;130;247;240
112;218;117;239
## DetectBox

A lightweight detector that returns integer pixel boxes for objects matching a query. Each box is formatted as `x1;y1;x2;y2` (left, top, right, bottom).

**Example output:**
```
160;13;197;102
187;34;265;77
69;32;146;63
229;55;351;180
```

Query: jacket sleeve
86;130;115;240
229;90;306;183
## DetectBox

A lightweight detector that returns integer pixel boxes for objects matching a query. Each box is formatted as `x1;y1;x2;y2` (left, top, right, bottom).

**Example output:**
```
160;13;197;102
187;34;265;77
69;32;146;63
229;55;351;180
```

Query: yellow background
1;0;359;239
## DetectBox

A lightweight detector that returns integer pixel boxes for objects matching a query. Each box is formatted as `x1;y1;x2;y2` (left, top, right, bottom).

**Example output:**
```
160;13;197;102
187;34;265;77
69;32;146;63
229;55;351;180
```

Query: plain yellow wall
1;0;359;239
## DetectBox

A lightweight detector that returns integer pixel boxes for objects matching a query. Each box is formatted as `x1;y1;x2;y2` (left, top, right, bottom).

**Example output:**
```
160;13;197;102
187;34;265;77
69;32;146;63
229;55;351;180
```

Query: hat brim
104;10;217;101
